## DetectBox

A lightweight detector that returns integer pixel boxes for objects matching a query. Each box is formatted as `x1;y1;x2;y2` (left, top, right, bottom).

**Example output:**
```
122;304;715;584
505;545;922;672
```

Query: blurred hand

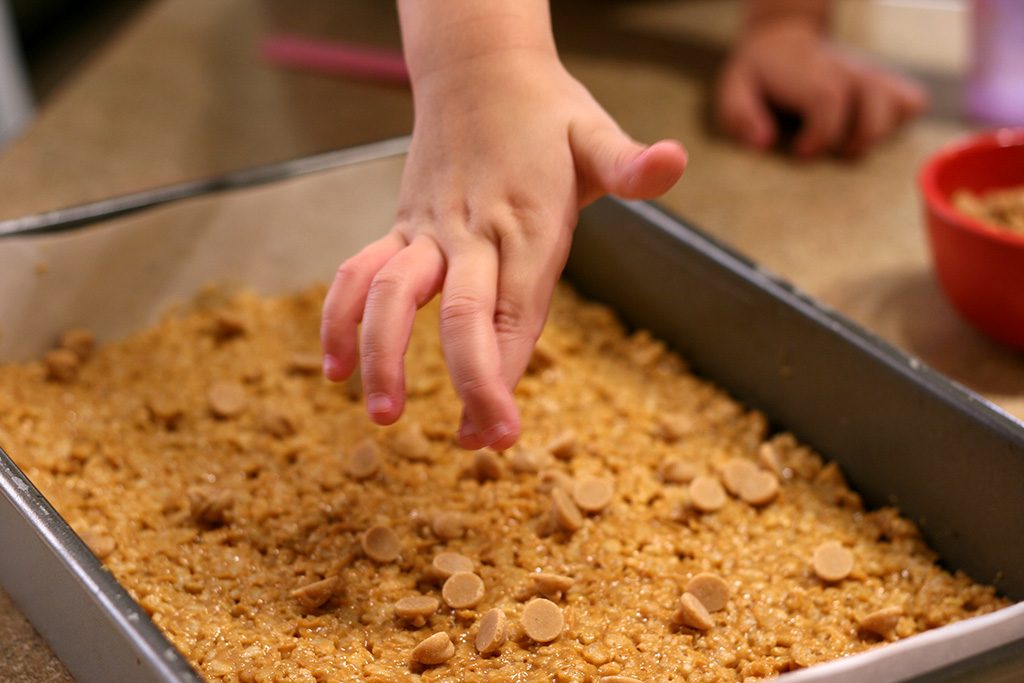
716;18;928;158
321;49;686;450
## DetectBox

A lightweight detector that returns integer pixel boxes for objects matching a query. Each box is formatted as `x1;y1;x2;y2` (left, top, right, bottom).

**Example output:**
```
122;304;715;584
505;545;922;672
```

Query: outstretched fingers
321;232;406;381
359;235;446;424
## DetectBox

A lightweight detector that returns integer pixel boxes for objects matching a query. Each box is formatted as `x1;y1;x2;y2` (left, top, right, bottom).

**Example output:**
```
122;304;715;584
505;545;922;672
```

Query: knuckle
440;292;487;331
493;297;532;339
367;269;408;303
333;260;363;286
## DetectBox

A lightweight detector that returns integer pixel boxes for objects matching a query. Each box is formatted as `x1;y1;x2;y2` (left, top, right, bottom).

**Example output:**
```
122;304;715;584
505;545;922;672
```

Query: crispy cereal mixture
953;185;1024;235
0;284;1007;683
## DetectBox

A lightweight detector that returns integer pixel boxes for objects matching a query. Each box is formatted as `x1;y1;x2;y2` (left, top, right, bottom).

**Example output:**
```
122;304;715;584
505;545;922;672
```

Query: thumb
570;118;687;206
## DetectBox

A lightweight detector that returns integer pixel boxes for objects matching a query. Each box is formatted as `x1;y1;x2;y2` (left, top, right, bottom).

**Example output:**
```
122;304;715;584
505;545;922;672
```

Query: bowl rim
918;127;1024;248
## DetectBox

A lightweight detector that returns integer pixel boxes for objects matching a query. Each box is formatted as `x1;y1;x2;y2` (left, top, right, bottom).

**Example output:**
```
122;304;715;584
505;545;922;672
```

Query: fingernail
322;354;340;378
480;422;511;447
366;393;393;417
459;420;478;441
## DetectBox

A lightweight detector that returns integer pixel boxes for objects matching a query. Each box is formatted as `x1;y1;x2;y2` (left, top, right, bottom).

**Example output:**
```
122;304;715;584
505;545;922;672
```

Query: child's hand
716;18;927;158
321;44;685;451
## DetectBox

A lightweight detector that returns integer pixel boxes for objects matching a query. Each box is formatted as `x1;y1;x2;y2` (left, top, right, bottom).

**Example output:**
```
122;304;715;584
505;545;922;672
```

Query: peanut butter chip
685;573;730;613
571;476;614;513
411;632;455;665
508;446;544;473
858;606;902;638
600;677;644;683
45;349;80;382
546;430;577;460
207;381;247;418
758;443;783;475
431;511;466;540
79;528;116;559
263;410;296;439
395;595;440;622
659;412;696;441
442;572;485;609
550;487;584;532
538;468;574;494
286;352;322;375
475;608;508;654
60;328;95;360
187;485;233;525
146;395;184;428
521;598;564;643
813;541;854;582
392;425;432;461
532;573;575;600
290;576;338;611
431;552;474;580
689;475;727;512
738;469;780;506
674;592;714;631
344;439;380;480
472;450;503;481
659;460;698;484
721;458;760;496
362;525;401;563
211;311;247;340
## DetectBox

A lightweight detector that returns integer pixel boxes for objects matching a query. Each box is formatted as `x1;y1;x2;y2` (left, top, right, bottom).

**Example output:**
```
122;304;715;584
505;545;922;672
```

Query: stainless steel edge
0;135;411;238
1;447;203;683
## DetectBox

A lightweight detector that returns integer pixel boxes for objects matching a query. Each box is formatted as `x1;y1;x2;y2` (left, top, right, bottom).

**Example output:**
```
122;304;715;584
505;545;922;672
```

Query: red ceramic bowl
919;128;1024;349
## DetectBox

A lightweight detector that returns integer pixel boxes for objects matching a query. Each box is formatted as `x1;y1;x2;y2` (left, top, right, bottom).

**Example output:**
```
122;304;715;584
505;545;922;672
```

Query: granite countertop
1;0;1021;680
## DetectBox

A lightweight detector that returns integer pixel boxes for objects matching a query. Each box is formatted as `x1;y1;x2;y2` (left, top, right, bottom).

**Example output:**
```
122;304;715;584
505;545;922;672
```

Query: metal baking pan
1;137;1022;682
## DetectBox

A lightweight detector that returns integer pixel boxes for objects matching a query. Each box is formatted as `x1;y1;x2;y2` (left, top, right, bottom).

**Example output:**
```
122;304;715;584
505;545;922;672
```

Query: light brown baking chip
599;677;644;683
738;469;780;506
813;541;854;582
521;598;564;643
689;475;727;512
538;468;575;494
411;632;455;665
527;338;558;373
532;573;575;601
211;311;247;341
392;425;432;461
431;511;467;540
674;592;714;631
207;381;247;418
344;439;380;481
442;572;485;609
362;525;401;563
546;430;577;460
721;458;760;497
79;527;116;559
146;395;184;428
757;442;783;475
395;595;440;625
431;552;474;581
508;446;545;473
290;576;338;611
550;487;584;532
659;460;699;484
572;476;614;513
59;328;95;360
45;349;80;382
475;608;508;654
263;410;296;439
658;412;696;441
685;573;729;612
187;485;233;525
858;606;902;638
286;352;322;375
472;450;503;481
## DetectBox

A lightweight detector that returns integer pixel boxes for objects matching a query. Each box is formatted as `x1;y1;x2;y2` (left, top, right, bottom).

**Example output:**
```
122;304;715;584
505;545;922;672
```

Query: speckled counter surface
1;0;1021;680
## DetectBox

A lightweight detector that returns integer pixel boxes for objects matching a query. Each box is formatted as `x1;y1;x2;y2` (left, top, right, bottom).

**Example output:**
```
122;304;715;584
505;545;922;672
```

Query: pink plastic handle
261;34;409;85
